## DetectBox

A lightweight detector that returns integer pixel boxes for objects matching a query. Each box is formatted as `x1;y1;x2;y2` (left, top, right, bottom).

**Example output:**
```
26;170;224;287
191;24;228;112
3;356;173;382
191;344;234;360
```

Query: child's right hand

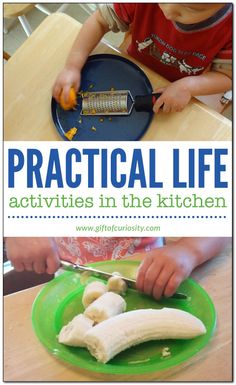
153;82;192;113
5;237;61;274
52;66;81;104
136;243;196;299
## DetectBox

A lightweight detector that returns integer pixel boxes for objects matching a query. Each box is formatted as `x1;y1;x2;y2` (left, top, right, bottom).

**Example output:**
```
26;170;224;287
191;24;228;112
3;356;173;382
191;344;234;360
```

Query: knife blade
60;260;187;300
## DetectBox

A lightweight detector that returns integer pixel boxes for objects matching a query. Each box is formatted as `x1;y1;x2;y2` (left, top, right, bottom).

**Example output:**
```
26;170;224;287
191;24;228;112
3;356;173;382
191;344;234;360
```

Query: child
5;237;229;300
53;3;232;113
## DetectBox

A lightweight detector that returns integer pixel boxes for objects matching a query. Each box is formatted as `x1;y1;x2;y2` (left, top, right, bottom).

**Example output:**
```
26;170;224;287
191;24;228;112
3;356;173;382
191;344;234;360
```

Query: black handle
134;92;162;112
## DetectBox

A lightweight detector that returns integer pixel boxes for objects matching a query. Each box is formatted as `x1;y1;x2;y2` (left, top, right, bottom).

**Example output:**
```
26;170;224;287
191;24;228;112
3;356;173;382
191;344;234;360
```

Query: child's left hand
136;244;196;299
153;81;192;113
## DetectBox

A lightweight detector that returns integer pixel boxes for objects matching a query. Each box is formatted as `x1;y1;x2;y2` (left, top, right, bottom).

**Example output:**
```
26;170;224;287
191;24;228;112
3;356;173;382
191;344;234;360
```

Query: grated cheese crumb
64;127;77;141
161;347;171;358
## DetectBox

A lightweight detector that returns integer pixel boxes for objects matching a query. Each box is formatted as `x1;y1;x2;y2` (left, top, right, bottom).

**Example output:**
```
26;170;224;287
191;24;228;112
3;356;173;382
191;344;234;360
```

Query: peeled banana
107;273;127;295
82;281;108;308
85;308;206;363
58;314;94;347
84;292;126;323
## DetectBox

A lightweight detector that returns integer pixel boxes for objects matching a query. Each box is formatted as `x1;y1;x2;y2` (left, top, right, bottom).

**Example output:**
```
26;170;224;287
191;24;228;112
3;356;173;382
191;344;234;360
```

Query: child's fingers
12;260;24;272
73;80;80;93
143;262;163;295
136;256;153;291
153;97;165;113
152;265;174;299
33;260;47;274
62;84;72;104
164;273;182;297
46;254;60;275
162;103;172;114
23;259;34;271
53;83;62;102
152;87;165;113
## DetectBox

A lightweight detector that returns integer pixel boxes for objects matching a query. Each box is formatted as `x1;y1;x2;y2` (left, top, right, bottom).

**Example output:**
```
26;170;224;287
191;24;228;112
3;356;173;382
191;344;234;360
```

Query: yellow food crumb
78;118;82;124
161;347;171;358
99;118;104;122
91;126;97;132
64;127;77;141
89;84;94;89
108;117;112;121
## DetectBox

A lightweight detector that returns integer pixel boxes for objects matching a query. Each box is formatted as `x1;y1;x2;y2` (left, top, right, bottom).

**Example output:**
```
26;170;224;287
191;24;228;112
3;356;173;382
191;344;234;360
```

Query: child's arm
136;237;229;299
153;70;232;113
53;10;110;103
5;237;61;274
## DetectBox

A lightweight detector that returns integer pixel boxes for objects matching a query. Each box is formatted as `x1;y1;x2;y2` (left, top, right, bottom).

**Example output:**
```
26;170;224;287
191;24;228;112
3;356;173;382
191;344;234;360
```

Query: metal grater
81;90;134;116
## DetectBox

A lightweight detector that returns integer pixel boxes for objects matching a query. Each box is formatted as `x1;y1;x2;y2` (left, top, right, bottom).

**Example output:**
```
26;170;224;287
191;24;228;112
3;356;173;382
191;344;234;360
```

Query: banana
107;274;127;295
58;314;94;347
82;281;108;308
85;308;206;363
84;292;126;323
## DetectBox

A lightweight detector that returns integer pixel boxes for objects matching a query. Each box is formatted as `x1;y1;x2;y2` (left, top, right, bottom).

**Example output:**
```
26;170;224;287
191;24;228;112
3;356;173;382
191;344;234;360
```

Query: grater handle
134;93;162;112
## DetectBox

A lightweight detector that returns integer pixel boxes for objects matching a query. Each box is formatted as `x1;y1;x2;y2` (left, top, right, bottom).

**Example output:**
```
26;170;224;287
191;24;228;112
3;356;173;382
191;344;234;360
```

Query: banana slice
82;281;108;308
107;274;127;295
58;314;94;347
84;292;126;323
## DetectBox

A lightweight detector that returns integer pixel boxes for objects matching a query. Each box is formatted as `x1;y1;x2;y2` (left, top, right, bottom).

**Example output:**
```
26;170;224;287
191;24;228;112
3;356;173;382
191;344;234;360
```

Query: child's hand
5;237;61;274
52;66;81;103
136;244;196;299
153;82;192;113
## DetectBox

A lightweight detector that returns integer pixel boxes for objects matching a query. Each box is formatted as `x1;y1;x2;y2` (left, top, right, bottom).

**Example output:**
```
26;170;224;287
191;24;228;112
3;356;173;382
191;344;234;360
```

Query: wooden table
4;244;232;381
4;13;231;141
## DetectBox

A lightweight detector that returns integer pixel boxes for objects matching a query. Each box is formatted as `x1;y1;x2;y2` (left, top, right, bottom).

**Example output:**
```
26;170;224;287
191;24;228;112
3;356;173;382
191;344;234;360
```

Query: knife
60;260;187;300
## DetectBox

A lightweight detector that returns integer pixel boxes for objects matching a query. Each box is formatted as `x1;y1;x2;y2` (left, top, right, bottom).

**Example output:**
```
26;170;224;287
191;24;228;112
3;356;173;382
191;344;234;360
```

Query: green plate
31;260;216;375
